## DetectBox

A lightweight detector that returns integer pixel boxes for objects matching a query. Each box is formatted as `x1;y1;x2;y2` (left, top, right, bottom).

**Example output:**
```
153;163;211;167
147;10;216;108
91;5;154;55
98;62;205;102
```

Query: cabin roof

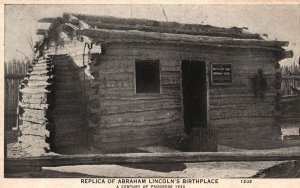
36;13;292;55
68;13;262;40
38;13;264;40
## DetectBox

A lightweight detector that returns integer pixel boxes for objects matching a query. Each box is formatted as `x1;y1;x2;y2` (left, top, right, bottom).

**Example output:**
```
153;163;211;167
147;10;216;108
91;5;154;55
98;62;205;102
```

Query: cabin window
135;60;160;93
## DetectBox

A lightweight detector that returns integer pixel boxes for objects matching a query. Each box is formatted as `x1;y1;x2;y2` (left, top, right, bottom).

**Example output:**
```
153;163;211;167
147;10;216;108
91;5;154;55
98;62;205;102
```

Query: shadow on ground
253;160;300;178
5;170;101;178
119;163;187;173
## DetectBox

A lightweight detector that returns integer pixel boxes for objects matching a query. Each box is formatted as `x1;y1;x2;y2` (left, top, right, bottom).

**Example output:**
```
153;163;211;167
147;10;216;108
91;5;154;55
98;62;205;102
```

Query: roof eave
76;28;289;50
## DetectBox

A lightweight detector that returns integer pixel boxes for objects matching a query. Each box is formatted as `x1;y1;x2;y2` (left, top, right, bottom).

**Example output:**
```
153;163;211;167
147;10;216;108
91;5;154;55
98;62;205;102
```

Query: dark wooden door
182;61;207;133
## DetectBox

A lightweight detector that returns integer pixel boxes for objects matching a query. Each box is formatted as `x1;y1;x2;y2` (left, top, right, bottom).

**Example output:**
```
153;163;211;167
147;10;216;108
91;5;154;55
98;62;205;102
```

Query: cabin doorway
181;61;207;134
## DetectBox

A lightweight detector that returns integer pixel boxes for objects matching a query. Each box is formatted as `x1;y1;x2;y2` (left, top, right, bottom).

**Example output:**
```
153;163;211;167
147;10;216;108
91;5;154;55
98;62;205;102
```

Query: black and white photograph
2;1;300;186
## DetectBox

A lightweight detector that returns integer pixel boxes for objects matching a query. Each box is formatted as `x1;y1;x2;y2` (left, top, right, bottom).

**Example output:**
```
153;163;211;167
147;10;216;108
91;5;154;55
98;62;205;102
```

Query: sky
4;4;300;66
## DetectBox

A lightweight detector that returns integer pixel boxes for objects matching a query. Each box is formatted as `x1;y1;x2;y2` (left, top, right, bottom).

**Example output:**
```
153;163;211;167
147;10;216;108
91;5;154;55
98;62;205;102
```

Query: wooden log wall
78;44;186;152
207;50;280;148
93;55;184;152
91;43;280;150
48;40;281;151
50;55;87;152
46;39;98;149
47;41;185;152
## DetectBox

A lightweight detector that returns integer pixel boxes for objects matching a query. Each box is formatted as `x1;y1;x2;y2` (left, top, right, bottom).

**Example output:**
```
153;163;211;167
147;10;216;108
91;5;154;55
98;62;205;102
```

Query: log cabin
19;13;293;155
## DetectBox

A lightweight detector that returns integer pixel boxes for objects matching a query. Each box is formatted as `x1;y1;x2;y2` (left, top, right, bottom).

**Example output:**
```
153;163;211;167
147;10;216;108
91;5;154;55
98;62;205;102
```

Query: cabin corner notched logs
18;57;54;157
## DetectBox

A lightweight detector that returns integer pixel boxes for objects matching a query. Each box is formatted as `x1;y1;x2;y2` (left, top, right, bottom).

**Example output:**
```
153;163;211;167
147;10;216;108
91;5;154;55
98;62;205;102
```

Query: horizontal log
161;66;181;72
30;70;50;77
27;81;52;88
210;117;274;125
97;81;134;89
217;128;274;139
210;103;275;110
210;108;275;120
97;120;182;135
210;88;276;96
18;135;48;146
99;139;165;151
22;109;47;118
5;74;26;79
99;99;180;113
21;128;49;137
20;103;49;110
53;133;86;146
53;115;84;123
98;128;182;143
77;29;288;49
282;76;300;80
20;88;50;94
19;121;47;129
210;94;275;103
97;62;132;68
102;116;181;128
32;65;52;71
212;122;275;133
98;84;134;90
210;93;276;99
98;136;181;152
100;73;133;81
34;62;51;67
36;59;51;64
99;92;180;98
96;95;180;101
161;71;180;77
101;97;180;106
100;109;181;124
20;115;47;125
281;95;300;102
5;151;300;173
98;122;183;138
279;50;293;60
211;101;276;111
99;42;277;59
98;68;133;75
52;108;82;115
54;128;83;137
98;105;180;115
22;98;48;104
21;93;47;100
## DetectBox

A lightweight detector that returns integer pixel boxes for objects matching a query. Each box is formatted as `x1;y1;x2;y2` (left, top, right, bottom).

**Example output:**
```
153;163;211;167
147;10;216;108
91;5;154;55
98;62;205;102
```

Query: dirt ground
38;145;300;178
6;122;300;178
6;144;300;178
41;161;287;178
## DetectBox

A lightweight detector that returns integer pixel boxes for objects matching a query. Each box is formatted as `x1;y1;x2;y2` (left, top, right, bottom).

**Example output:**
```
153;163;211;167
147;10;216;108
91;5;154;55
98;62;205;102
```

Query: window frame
134;59;161;94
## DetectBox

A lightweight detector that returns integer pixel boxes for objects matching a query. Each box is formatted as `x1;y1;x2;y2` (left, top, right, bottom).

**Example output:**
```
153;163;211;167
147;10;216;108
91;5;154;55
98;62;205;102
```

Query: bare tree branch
160;5;168;22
